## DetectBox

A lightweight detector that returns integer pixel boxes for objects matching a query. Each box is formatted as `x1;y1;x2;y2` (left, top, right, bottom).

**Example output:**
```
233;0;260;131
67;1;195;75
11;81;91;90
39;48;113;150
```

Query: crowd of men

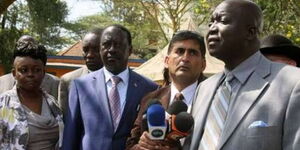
0;0;300;150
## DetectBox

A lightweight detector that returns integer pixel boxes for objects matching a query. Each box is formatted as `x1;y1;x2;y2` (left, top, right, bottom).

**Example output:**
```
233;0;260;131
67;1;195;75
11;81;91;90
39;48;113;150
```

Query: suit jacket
126;86;177;150
0;73;59;99
185;53;300;150
126;77;206;150
58;66;89;117
62;68;158;150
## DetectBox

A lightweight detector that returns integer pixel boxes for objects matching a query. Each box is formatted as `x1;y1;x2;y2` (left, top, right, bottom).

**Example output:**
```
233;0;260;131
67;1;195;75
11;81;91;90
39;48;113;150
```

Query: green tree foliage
100;0;194;59
26;0;68;50
256;0;300;45
0;29;21;72
0;1;26;71
0;0;15;15
139;0;193;43
101;0;168;59
0;0;68;72
63;14;118;40
194;0;300;45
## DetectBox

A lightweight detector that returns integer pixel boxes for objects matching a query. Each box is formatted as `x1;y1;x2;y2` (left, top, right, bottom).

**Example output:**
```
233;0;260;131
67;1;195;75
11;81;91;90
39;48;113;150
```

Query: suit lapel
160;87;171;109
190;73;224;150
116;70;139;131
93;69;114;130
219;56;271;149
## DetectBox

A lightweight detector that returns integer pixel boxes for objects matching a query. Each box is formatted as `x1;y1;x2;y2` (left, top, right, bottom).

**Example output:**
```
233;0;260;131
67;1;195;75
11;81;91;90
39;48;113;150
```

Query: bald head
16;35;37;50
17;35;36;43
220;0;263;34
207;0;263;69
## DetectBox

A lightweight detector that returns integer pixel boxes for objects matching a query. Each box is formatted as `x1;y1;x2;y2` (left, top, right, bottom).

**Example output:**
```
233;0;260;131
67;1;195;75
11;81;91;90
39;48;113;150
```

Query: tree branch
140;1;169;43
0;0;16;15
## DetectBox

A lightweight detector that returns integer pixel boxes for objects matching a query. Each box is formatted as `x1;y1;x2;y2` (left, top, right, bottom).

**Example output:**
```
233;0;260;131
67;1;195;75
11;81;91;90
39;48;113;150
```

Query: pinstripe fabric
199;75;233;150
108;76;122;132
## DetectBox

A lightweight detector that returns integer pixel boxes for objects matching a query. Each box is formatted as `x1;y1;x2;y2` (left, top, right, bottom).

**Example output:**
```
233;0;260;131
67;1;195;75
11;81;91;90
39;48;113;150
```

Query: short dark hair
13;42;47;66
87;27;103;37
168;30;206;58
104;24;132;46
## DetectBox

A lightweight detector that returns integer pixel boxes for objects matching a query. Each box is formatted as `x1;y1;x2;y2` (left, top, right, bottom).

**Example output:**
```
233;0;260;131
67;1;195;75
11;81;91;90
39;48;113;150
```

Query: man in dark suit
62;24;158;150
58;28;103;117
260;34;300;67
185;0;300;150
126;30;206;150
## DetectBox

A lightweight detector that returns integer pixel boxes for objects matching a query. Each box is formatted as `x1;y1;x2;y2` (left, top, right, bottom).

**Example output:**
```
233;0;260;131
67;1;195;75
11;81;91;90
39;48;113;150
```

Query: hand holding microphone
137;102;171;150
147;104;167;140
145;99;194;141
141;99;162;132
137;98;194;150
166;100;194;141
166;112;194;140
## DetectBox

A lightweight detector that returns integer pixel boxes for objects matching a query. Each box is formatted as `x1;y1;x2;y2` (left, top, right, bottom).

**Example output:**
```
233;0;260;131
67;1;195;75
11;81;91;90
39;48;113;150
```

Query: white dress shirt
169;81;198;113
103;67;129;115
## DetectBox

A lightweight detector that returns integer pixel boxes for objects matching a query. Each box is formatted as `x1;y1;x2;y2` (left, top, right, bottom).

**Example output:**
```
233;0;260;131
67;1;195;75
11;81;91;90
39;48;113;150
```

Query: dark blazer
126;86;176;150
62;68;158;150
125;75;206;150
58;66;90;117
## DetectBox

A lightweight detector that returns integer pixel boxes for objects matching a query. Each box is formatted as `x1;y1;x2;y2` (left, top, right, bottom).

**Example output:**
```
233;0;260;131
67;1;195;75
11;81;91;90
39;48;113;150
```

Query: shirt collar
170;81;198;106
103;67;129;85
224;51;261;85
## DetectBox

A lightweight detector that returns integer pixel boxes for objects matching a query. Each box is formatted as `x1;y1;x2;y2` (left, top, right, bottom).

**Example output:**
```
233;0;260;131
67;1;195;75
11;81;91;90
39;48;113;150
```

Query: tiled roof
57;41;82;56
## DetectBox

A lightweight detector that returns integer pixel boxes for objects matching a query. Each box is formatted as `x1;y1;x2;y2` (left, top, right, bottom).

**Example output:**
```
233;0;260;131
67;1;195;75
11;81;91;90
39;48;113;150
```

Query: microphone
141;99;162;131
147;104;167;140
167;112;194;140
166;100;188;115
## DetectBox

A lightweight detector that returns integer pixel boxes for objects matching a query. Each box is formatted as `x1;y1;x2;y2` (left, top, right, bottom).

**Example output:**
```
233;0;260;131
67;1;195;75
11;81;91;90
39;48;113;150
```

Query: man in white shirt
126;30;206;150
62;24;158;150
186;1;300;150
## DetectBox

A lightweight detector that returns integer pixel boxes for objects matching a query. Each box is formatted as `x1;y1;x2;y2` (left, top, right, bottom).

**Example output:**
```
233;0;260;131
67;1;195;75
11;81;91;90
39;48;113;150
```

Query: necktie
108;76;122;131
175;93;184;101
198;74;233;150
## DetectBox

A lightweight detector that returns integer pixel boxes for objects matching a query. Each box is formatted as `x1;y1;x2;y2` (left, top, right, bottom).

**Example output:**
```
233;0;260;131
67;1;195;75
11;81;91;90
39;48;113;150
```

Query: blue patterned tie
108;76;122;131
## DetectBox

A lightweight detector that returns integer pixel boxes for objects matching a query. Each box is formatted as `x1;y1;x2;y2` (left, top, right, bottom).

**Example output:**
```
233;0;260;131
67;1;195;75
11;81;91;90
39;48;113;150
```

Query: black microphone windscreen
174;112;194;132
167;100;188;115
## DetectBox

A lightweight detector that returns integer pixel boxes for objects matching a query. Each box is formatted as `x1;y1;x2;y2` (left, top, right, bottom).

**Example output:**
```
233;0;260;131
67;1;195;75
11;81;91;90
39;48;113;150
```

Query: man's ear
246;26;257;40
287;59;297;66
128;45;133;56
12;68;16;78
164;56;169;69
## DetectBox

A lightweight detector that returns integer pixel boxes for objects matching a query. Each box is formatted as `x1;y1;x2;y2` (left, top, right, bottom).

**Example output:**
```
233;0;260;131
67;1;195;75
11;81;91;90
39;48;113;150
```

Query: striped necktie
198;75;233;150
108;76;122;131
